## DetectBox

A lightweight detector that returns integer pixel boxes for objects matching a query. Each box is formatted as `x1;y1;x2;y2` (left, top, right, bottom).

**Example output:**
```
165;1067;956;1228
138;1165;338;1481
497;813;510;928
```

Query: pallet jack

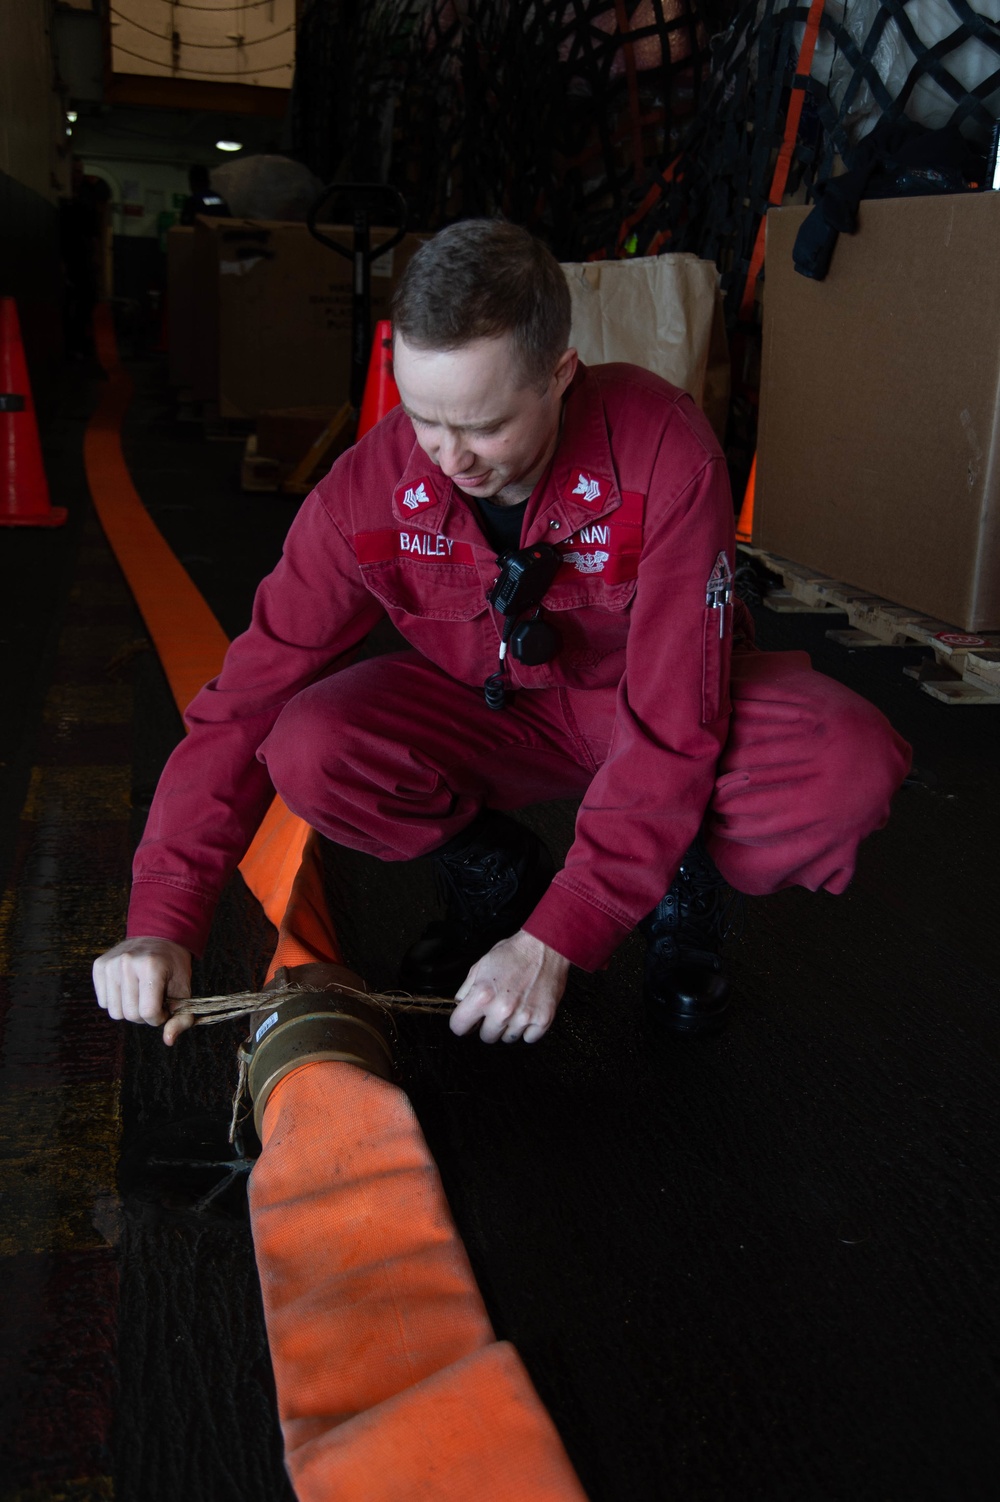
274;182;409;496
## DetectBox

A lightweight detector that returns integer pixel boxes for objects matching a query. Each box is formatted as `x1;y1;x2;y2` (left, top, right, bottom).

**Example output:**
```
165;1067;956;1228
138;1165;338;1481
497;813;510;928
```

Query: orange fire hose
251;1060;588;1500
87;305;589;1499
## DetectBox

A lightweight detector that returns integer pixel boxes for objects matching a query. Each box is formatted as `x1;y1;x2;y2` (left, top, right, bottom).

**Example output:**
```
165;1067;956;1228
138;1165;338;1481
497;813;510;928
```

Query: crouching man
93;219;911;1046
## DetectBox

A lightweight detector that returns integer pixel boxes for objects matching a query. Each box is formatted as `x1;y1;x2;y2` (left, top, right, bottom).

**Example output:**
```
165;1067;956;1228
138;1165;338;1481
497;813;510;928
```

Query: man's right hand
92;937;195;1047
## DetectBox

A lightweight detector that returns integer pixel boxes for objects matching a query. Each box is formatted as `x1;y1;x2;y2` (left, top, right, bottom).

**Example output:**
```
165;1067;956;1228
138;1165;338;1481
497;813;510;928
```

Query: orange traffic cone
0;297;67;528
357;319;400;441
735;451;756;543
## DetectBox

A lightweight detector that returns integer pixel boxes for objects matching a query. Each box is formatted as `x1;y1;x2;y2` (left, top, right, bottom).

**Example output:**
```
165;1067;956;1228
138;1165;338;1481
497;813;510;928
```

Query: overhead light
216;140;242;152
66;110;78;123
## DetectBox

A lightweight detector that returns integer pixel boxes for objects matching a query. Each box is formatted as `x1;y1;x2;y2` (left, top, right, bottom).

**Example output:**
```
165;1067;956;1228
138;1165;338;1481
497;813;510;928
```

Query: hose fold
250;1059;588;1500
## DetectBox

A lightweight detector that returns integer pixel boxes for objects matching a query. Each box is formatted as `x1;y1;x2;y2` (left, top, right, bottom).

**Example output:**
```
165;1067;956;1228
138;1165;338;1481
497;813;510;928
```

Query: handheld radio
484;543;563;708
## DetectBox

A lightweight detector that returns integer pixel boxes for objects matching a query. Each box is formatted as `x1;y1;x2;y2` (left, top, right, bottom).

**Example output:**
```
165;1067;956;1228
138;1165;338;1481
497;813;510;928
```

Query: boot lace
646;847;745;966
677;871;745;955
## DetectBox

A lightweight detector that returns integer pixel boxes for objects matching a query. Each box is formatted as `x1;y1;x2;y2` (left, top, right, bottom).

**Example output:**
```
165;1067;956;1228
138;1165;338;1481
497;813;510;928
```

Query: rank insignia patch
705;550;733;609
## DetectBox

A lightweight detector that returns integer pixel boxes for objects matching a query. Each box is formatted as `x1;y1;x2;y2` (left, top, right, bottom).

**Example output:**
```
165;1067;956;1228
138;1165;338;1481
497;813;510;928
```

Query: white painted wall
82;155;192;238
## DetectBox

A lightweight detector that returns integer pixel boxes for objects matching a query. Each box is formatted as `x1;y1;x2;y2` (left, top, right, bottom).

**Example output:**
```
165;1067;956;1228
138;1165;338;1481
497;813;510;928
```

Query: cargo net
292;1;1000;296
654;0;1000;318
292;0;722;252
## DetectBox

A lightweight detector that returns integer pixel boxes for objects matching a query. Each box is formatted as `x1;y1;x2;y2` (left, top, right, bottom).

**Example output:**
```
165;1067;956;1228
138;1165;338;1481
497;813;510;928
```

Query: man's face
393;333;577;500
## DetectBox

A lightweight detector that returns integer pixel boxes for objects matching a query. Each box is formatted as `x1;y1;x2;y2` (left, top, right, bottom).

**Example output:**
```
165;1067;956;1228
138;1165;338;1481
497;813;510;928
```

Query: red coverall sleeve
523;447;736;971
126;478;385;955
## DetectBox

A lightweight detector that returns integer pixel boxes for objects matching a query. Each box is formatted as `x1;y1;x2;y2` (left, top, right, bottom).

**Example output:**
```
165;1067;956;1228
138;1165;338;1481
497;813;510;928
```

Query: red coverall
127;363;911;972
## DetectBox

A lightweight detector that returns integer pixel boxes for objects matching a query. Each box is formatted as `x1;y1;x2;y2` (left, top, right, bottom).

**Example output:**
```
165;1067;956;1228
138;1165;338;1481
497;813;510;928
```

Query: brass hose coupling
247;963;396;1138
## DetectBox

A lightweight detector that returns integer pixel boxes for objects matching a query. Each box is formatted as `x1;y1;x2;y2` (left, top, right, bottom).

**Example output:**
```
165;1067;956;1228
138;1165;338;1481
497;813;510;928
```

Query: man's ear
551;347;578;397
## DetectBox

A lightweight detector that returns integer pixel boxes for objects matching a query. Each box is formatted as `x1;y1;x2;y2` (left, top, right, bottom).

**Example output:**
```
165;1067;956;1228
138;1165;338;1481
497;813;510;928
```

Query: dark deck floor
2;353;999;1502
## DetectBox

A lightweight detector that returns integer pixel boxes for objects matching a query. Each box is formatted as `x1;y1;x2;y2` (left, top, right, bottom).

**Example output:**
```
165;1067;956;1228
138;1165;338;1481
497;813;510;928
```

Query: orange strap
615;157;679;254
251;1062;589;1500
738;0;827;322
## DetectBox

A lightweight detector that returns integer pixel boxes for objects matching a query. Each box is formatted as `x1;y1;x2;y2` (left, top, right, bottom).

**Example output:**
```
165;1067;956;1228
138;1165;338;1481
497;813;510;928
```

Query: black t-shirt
475;495;529;556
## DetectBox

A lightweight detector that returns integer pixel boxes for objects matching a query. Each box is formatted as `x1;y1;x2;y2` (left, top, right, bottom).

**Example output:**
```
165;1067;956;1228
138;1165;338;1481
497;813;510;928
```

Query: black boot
640;837;742;1035
397;811;555;996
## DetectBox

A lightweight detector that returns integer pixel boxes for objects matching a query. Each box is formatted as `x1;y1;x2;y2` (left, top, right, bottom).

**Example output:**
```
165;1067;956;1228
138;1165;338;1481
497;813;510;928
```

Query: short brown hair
392;219;571;389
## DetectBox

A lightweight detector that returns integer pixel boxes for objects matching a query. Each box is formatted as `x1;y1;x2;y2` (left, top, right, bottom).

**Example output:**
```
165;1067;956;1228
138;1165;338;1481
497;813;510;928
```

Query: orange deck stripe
87;306;230;715
86;303;316;933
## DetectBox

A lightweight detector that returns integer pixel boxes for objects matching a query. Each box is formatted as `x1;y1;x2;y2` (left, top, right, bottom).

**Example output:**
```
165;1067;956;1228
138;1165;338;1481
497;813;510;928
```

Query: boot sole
643;990;731;1037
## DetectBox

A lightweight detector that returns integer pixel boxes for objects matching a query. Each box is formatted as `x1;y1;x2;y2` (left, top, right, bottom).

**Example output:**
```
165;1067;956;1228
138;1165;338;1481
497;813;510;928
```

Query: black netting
581;0;1000;314
290;1;1000;307
292;1;718;253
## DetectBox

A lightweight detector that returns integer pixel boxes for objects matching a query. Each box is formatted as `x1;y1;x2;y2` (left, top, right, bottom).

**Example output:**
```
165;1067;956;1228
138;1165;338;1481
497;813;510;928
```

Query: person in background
180;164;231;225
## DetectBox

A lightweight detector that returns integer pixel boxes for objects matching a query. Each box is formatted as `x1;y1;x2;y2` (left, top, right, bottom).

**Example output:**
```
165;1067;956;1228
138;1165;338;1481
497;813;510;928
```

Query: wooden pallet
240;403;355;496
739;545;1000;706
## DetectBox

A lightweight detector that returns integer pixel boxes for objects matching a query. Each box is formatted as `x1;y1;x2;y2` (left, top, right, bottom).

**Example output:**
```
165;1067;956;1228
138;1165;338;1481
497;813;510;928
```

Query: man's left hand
450;930;570;1044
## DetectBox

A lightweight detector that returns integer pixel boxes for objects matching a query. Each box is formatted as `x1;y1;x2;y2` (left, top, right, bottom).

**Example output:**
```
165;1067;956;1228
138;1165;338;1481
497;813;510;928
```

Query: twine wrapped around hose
179;980;456;1143
171;981;457;1027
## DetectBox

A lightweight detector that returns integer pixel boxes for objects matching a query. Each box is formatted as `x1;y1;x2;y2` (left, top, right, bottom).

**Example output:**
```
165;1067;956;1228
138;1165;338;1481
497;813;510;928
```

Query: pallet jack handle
307;182;409;410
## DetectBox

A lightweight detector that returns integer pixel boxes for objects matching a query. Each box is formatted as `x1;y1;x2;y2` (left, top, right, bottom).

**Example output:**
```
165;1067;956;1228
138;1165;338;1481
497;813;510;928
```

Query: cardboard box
190;219;425;418
166;226;197;390
756;194;1000;631
256;405;336;465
